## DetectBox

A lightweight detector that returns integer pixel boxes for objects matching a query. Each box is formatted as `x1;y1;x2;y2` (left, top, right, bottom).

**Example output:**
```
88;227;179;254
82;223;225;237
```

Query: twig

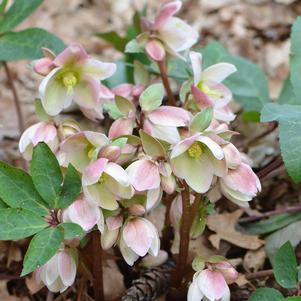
46;291;54;301
3;62;25;135
257;155;283;179
239;204;301;223
158;60;176;106
92;231;105;301
245;269;274;280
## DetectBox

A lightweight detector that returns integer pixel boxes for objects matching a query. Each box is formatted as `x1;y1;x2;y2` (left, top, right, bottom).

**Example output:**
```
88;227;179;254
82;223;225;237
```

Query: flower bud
145;40;166;62
128;204;146;216
98;145;121;162
33;57;54;76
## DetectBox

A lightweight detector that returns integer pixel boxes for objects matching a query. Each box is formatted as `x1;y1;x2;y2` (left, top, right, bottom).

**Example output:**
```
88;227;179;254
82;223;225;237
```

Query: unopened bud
145;40;166;62
99;145;121;162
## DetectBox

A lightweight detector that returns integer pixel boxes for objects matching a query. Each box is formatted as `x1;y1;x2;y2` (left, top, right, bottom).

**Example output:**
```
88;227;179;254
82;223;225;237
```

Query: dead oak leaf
207;210;264;250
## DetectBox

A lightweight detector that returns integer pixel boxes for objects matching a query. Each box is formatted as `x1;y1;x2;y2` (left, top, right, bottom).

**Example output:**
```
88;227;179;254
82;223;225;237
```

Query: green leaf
0;198;7;208
0;0;43;33
298;264;301;282
281;298;301;301
261;103;301;182
125;39;144;53
0;161;48;215
0;208;48;240
0;28;65;61
241;213;301;235
290;17;301;100
134;60;149;85
192;256;205;272
278;76;300;105
0;0;8;13
190;108;213;133
103;102;123;120
274;241;298;289
111;137;128;148
58;164;81;209
58;223;85;240
248;288;283;301
139;83;164;112
96;31;128;52
31;143;63;208
115;95;135;116
242;111;261;122
139;130;166;158
21;227;63;276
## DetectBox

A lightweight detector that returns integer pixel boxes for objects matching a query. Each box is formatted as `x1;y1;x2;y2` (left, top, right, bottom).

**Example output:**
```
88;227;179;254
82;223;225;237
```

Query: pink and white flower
38;44;116;116
119;217;160;265
82;158;134;210
170;134;226;193
189;51;237;123
19;121;59;160
36;249;77;293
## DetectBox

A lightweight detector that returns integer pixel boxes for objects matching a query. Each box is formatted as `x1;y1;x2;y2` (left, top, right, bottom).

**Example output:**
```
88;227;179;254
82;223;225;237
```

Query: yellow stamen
87;145;98;161
62;72;77;95
98;173;109;184
197;81;223;99
188;142;203;159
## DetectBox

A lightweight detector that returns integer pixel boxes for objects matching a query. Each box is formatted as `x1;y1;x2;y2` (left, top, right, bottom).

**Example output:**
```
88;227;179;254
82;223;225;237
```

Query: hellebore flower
119;217;160;265
101;215;123;250
188;259;238;301
189;51;237;123
220;162;261;207
36;250;77;293
33;48;56;76
140;1;199;60
59;131;109;172
39;44;116;116
19;121;59;160
170;133;226;193
82;158;133;210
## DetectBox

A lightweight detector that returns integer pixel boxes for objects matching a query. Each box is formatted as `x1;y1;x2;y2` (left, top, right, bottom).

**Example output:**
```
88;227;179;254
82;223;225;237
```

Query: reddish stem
245;269;274;280
158;60;176;106
257;155;283;179
92;231;105;301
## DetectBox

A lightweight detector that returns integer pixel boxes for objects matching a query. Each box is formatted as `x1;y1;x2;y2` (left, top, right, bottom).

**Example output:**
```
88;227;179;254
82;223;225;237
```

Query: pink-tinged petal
171;152;214;193
191;85;214;108
206;81;233;108
39;68;72;116
53;44;88;67
189;51;203;85
34;57;54;76
158;17;199;52
126;159;160;191
119;236;139;266
84;131;109;148
202;63;237;83
197;270;228;300
188;280;204;301
83;184;119;210
112;84;134;98
205;152;227;177
58;251;76;287
132;85;144;97
223;143;242;169
101;226;119;250
146;187;162;211
222;163;261;196
73;75;99;109
144;119;181;144
142;218;160;256
197;136;224;160
104;162;130;186
220;181;252;206
99;83;114;99
32;122;57;146
147;106;192;127
108;118;134;139
145;40;166;62
212;262;239;281
214;106;236;123
221;285;231;301
107;216;123;231
161;174;176;194
81;105;104;122
19;122;42;153
153;1;182;29
123;219;153;257
43;254;59;286
105;177;134;200
82;158;109;186
170;134;200;159
67;198;100;231
81;59;116;80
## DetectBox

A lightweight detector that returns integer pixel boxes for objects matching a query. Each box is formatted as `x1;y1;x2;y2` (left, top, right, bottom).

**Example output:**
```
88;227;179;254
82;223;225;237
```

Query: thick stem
92;231;105;301
3;62;25;135
245;269;274;280
171;181;194;288
158;60;176;106
257;155;283;179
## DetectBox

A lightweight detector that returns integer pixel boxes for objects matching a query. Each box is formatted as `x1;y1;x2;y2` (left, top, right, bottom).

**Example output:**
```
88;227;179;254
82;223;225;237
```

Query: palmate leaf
21;227;63;276
0;161;48;216
31;142;63;208
0;208;48;240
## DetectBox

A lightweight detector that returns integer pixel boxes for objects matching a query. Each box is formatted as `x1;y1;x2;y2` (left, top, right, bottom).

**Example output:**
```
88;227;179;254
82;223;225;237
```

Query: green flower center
98;173;109;184
62;72;77;94
86;145;98;161
188;142;204;159
197;81;223;99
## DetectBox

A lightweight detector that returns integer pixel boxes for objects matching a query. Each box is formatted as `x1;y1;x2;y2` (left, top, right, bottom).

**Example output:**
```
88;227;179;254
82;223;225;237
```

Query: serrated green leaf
248;288;283;301
58;164;81;209
96;31;128;52
261;103;301;183
0;161;48;215
274;241;298;289
0;0;43;33
0;208;48;240
58;223;85;240
21;227;63;276
31;143;63;208
0;28;65;61
139;83;164;112
139;130;166;158
190;108;213;133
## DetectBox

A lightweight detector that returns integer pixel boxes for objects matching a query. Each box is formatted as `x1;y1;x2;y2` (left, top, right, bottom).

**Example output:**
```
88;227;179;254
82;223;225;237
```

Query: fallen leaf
207;210;264;250
7;242;22;268
243;247;266;272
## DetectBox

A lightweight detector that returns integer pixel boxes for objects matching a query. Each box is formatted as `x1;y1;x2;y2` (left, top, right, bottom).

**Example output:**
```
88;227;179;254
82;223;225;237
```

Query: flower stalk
158;60;176;106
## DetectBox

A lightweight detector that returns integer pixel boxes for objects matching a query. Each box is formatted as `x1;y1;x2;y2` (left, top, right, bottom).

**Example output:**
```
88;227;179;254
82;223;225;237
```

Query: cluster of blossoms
19;1;261;299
